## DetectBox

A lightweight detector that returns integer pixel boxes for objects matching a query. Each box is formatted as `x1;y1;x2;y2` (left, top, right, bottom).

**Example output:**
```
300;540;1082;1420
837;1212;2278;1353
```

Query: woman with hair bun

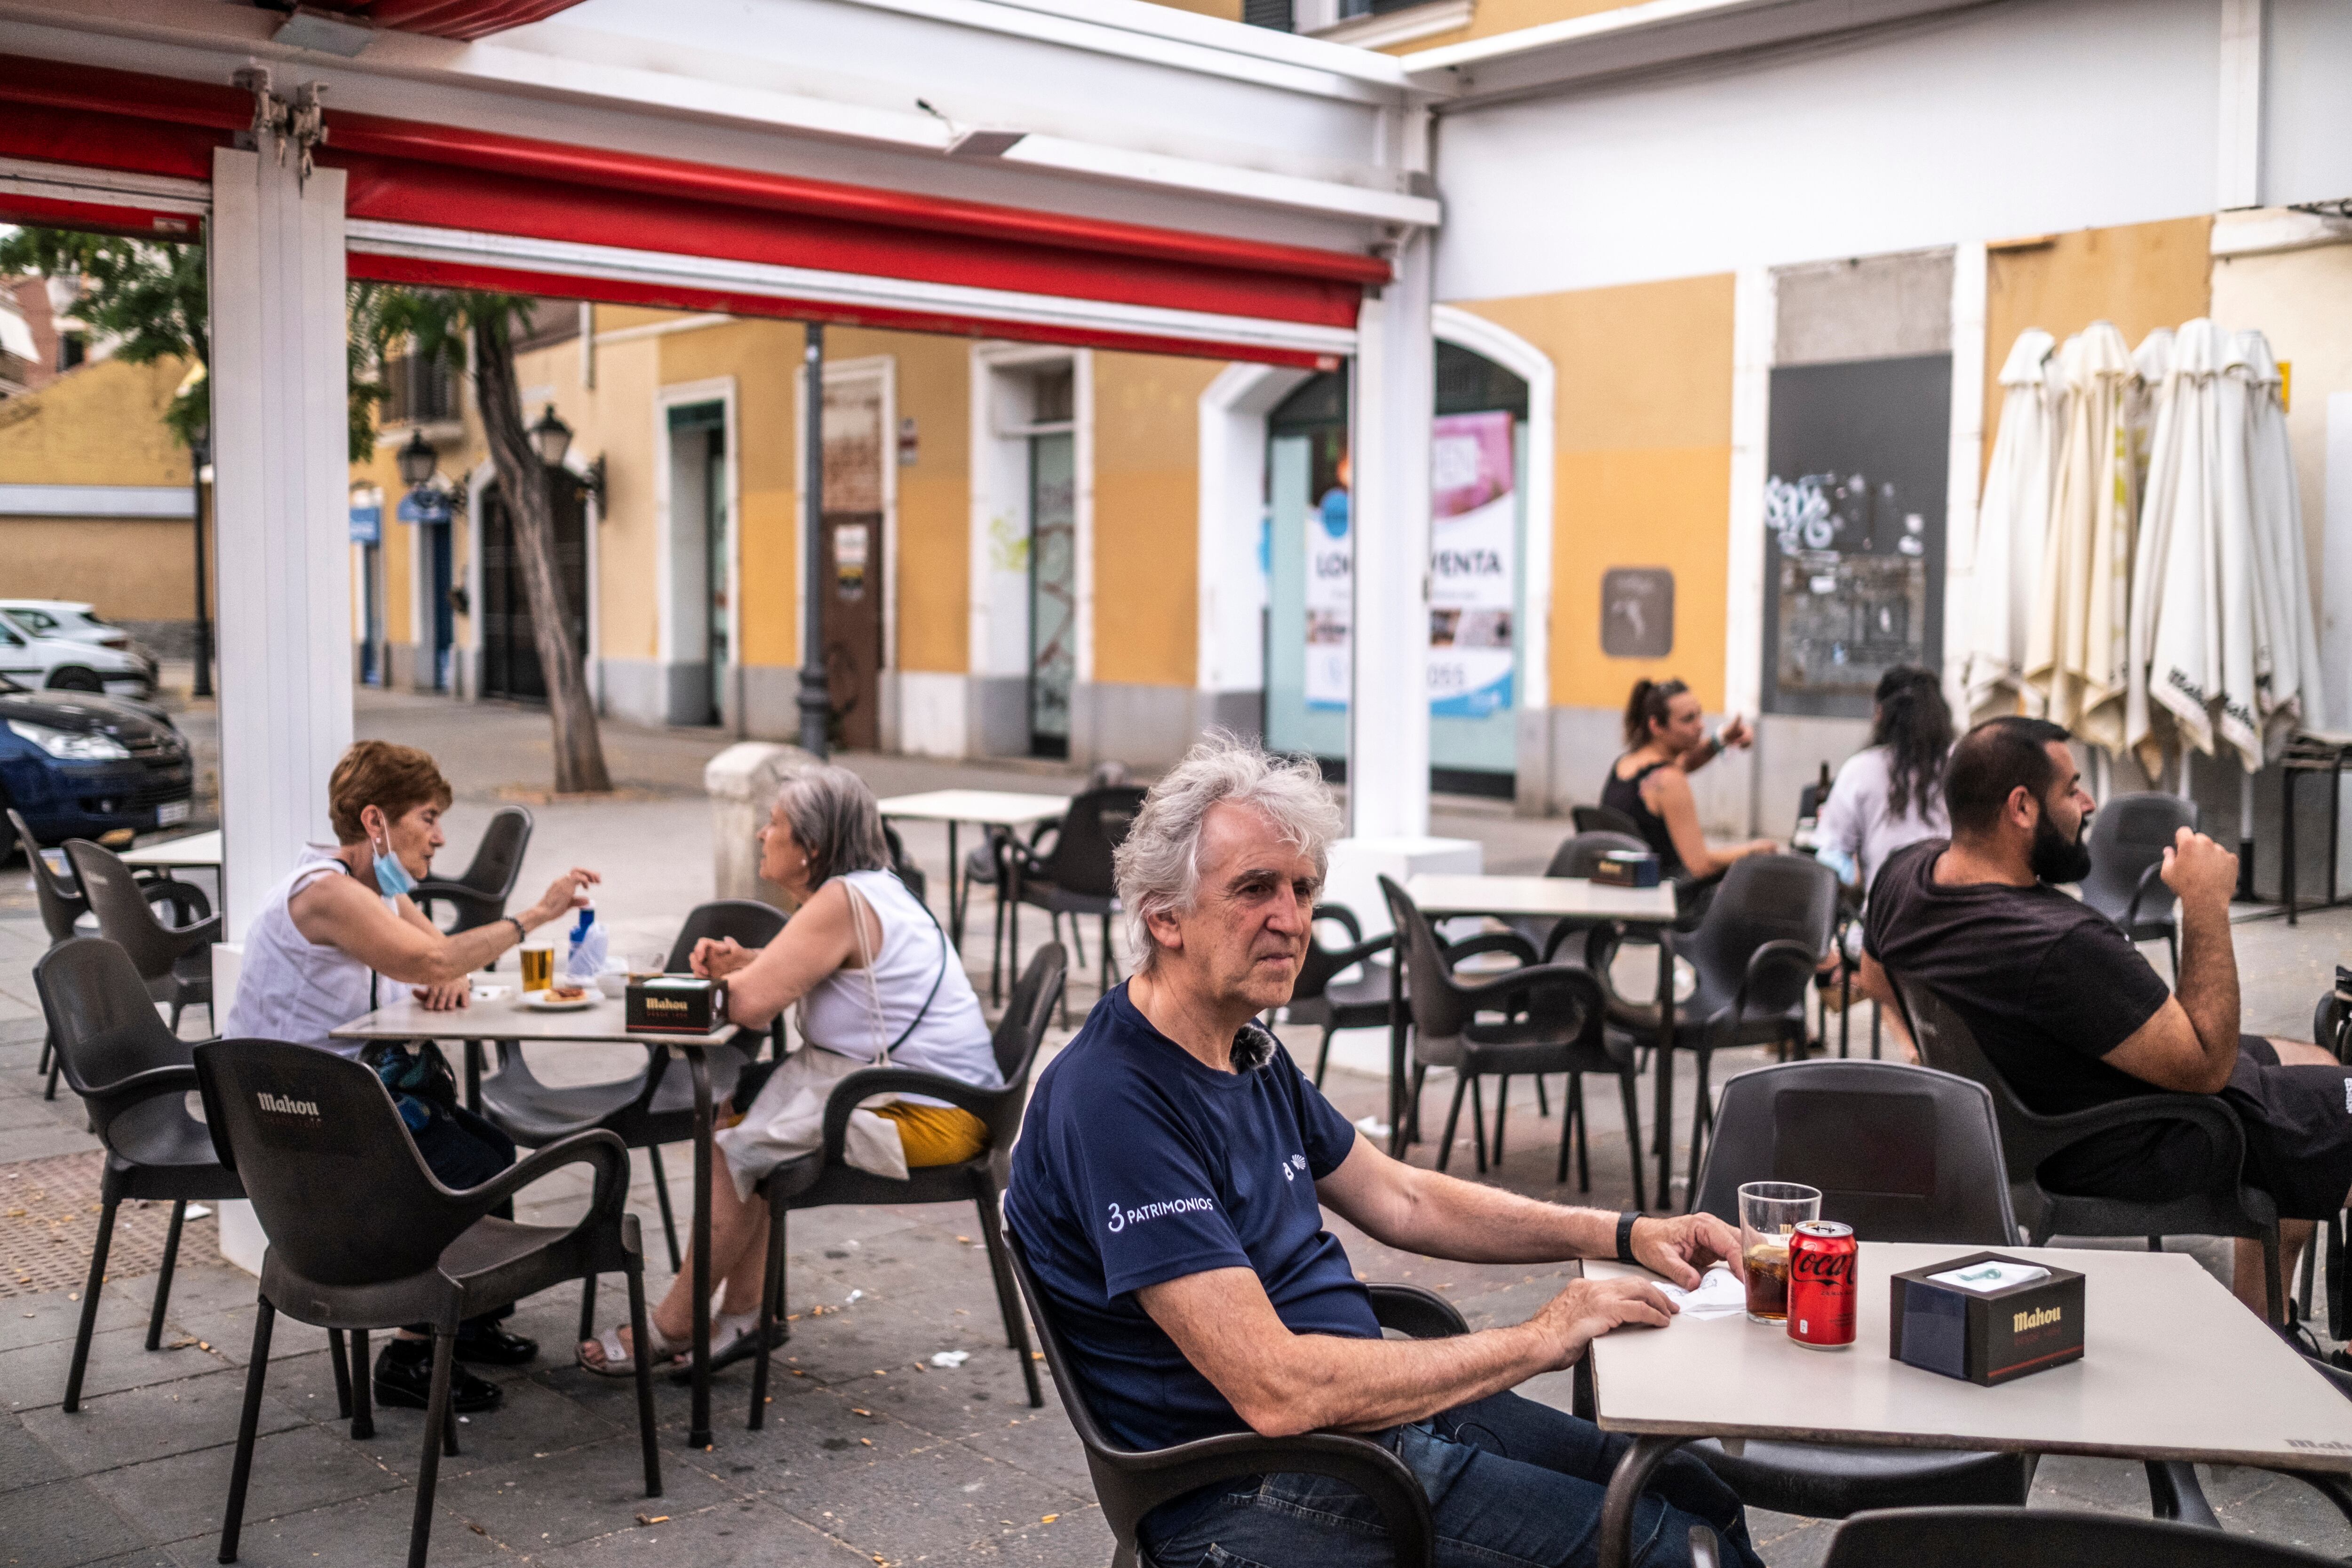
1602;678;1777;910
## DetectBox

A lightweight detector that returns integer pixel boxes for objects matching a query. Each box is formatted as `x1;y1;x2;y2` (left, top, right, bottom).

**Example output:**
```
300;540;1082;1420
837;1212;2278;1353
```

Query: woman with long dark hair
1816;665;1954;896
1601;677;1776;892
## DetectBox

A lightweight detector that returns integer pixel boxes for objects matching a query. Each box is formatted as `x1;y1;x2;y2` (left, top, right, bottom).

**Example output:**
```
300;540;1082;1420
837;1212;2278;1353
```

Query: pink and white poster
1427;410;1516;717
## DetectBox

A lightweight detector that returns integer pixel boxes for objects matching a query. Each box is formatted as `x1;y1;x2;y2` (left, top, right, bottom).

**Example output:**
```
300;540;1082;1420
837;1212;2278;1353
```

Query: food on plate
547;984;589;1003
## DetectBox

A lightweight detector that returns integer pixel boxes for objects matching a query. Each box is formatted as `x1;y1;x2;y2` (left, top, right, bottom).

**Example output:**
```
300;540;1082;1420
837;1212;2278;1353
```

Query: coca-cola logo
1792;1248;1853;1283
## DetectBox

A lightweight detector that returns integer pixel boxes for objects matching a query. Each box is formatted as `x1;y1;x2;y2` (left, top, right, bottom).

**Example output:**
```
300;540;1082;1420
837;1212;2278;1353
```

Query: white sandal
577;1319;685;1378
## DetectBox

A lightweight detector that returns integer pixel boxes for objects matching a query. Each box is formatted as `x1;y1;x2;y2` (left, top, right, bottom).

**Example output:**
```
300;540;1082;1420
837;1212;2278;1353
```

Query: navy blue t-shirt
1005;984;1377;1450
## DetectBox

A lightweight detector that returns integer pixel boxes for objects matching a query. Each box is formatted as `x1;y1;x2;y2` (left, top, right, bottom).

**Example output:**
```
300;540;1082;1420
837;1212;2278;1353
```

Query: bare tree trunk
472;311;611;794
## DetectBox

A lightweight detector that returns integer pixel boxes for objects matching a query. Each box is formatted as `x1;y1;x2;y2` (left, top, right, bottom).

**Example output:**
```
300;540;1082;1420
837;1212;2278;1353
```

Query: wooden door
479;470;588;705
820;375;886;750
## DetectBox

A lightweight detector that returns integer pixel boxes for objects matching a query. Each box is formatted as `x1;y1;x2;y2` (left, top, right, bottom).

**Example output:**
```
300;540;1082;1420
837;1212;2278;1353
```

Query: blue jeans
1140;1392;1764;1568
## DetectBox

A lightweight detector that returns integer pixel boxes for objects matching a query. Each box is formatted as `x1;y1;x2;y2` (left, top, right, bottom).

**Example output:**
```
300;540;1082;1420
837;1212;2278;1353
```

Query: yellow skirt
870;1102;990;1168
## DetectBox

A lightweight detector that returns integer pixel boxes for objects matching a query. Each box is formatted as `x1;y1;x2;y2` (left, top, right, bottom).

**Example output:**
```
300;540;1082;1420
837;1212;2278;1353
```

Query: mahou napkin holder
626;976;727;1034
1889;1251;2083;1386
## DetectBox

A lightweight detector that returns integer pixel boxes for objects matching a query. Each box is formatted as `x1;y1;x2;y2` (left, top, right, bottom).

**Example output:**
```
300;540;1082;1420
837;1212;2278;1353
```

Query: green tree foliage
0;229;209;444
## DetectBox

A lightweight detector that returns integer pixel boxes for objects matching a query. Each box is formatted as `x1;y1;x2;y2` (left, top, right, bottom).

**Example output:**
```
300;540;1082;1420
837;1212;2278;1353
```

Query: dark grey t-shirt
1864;839;2199;1195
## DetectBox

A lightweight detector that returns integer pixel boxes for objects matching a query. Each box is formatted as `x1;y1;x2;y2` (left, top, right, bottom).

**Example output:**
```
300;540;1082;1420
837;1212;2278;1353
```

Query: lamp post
796;323;831;757
189;425;212;699
396;426;438;490
529;403;572;469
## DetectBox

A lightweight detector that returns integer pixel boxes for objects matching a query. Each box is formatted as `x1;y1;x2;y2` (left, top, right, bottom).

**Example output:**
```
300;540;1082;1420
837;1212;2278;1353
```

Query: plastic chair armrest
460;1128;632;1225
2012;1090;2248;1170
1716;939;1820;1045
1326;933;1394;971
1455;960;1604;1009
1113;1429;1433;1568
1314;903;1365;945
83;1061;201;1126
1444;930;1542;969
1366;1282;1469;1338
2123;860;2168;931
163;912;222;955
818;1066;1016;1163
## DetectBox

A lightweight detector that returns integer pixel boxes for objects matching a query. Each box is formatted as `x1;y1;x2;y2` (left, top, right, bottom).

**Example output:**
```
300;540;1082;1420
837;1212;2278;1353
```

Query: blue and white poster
1428;411;1516;717
1304;480;1352;710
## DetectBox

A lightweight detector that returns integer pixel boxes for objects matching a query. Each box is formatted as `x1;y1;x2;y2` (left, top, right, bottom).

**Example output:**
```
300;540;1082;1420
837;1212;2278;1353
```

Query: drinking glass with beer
519;942;555;994
1738;1181;1821;1322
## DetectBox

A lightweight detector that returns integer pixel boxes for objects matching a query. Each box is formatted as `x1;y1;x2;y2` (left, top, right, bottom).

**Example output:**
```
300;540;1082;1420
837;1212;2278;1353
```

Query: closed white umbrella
2023;322;2137;748
1961;328;2060;724
2238;329;2325;748
2129;318;2225;779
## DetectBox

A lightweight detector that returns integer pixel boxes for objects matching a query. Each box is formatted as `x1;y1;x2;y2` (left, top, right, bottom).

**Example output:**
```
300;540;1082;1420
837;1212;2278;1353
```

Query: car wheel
48;668;103;692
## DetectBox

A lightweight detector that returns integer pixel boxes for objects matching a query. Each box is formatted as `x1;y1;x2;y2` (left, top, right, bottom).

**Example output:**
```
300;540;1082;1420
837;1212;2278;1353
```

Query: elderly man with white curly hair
1007;735;1762;1568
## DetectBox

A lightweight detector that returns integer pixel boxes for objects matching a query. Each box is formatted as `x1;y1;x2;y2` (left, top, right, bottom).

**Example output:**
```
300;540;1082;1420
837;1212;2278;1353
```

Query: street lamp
396;427;438;489
529;403;572;469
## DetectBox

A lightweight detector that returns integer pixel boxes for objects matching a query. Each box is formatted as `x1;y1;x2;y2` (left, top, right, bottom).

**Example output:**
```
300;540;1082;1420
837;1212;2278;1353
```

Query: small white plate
520;988;597;1011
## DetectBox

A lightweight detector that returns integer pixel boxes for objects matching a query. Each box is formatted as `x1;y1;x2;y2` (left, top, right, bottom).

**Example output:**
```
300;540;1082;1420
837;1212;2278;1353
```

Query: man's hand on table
1629;1212;1743;1288
1530;1276;1676;1369
413;978;471;1011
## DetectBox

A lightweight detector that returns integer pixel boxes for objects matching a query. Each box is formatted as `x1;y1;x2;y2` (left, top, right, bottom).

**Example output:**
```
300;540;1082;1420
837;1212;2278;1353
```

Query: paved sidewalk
6;688;2352;1565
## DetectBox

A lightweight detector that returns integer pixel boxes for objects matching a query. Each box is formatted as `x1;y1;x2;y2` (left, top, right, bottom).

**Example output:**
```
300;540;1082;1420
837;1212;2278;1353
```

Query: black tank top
1602;757;1686;879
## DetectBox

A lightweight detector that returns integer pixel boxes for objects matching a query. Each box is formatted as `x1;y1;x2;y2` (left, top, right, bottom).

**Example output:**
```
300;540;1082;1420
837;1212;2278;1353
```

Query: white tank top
797;869;1001;1093
222;844;383;1059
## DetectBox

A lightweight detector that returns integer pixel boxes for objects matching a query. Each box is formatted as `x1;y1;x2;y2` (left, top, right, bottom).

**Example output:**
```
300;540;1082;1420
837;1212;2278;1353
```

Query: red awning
309;1;591;41
0;55;1380;366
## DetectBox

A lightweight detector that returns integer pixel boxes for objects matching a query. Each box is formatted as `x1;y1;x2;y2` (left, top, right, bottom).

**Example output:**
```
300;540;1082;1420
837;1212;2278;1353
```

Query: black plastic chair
881;821;928;903
408;804;532;935
1381;876;1645;1207
194;1037;659;1568
1573;803;1642;837
1602;854;1841;1201
1009;1224;1448;1568
479;899;785;1298
1819;1508;2340;1567
65;838;217;1033
2078;792;2198;978
747;943;1067;1421
1289;903;1398;1089
1687;1059;2040;1517
1889;969;2284;1324
15;808;202;1098
33;937;247;1413
1007;785;1146;1023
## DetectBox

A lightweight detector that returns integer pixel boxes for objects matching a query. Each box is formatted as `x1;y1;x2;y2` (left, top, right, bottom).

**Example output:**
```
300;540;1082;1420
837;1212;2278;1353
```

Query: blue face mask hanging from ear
369;813;417;905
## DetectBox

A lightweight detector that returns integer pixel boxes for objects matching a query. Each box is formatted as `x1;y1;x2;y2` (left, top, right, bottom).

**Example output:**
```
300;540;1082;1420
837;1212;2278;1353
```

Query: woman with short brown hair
224;739;599;1415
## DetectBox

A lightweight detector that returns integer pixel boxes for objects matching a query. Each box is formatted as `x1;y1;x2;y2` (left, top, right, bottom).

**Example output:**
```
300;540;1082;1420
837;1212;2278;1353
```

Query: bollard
703;741;818;909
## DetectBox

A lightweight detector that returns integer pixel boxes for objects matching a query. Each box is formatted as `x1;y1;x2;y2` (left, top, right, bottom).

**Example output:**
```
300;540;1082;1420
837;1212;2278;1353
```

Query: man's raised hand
1629;1212;1744;1288
2161;827;2237;913
1531;1277;1675;1369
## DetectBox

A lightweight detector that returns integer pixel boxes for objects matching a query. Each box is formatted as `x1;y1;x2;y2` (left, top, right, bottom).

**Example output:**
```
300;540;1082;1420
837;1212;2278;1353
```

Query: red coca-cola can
1786;1220;1857;1350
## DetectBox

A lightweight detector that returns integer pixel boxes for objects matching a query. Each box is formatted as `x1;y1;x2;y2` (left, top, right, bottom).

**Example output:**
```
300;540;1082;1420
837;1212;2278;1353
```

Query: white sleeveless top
222;844;383;1059
798;869;1000;1092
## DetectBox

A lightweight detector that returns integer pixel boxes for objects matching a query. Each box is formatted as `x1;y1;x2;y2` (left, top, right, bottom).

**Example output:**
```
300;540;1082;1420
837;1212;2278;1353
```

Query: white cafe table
1404;874;1680;1192
118;828;223;869
1583;1242;2352;1568
333;988;739;1451
875;788;1071;975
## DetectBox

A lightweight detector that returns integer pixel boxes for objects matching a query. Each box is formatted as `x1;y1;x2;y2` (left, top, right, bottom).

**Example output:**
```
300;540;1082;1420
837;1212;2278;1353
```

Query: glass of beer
518;943;555;995
1738;1181;1820;1323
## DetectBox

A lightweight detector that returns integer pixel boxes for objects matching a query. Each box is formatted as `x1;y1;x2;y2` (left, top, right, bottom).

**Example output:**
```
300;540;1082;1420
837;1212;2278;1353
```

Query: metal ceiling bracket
230;69;329;189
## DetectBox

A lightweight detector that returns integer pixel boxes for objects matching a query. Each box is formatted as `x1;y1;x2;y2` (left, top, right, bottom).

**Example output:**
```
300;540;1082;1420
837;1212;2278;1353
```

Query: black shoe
373;1340;505;1413
454;1322;539;1366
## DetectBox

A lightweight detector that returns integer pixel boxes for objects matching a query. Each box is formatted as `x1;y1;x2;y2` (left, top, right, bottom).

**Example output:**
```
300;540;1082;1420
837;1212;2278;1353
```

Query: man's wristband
1615;1211;1641;1265
502;916;527;943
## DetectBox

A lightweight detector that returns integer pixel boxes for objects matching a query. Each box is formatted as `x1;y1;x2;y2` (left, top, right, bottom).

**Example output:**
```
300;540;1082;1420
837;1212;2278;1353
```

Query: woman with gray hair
579;764;1001;1377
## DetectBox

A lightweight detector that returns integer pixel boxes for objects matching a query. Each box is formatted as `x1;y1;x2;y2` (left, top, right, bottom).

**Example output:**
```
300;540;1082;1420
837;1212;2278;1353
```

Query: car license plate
158;800;191;826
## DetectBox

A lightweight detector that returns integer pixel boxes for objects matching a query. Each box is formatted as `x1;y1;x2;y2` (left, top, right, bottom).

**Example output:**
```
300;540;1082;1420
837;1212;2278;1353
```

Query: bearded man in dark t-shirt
1859;715;2352;1318
1009;737;1759;1568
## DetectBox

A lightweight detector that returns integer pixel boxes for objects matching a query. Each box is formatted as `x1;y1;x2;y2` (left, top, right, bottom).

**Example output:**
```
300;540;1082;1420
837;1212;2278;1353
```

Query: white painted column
2217;0;2267;210
208;147;353;935
1346;231;1434;839
1943;240;1989;717
1723;266;1775;722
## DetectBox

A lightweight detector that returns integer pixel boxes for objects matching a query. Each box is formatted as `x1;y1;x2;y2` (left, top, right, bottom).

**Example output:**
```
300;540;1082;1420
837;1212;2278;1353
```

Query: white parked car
0;608;156;696
0;600;135;652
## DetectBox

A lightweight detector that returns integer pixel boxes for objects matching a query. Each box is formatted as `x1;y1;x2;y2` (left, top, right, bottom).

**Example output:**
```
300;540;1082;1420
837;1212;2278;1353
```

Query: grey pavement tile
0;1123;106;1162
762;1432;1091;1567
2031;1452;2165;1511
0;1408;72;1495
0;1286;149;1354
21;1366;303;1476
260;1350;628;1483
432;1439;737;1551
950;1405;1095;1496
79;1420;403;1550
161;1486;501;1568
545;1497;877;1568
1;1476;153;1568
1743;1509;1829;1568
1;1328;240;1415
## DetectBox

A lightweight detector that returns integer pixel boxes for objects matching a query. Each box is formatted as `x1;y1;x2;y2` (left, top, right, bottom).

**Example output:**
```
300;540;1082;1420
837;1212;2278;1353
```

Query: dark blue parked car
0;673;196;863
